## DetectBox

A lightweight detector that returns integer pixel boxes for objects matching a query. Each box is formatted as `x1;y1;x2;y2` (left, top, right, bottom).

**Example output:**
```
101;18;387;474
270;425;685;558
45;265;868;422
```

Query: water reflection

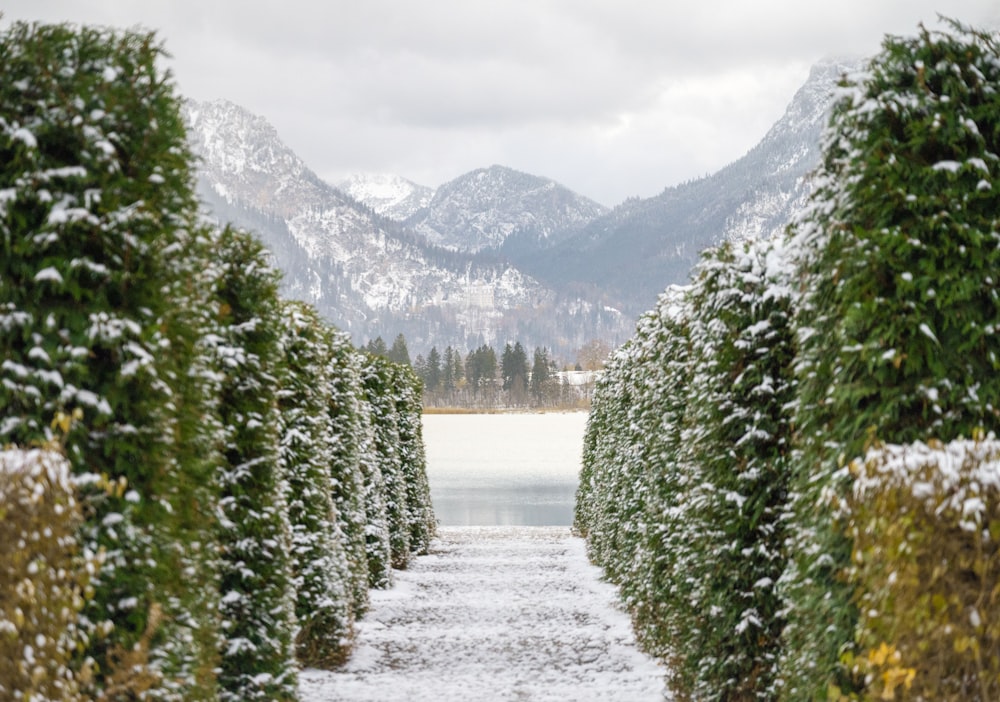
431;484;577;526
422;412;587;527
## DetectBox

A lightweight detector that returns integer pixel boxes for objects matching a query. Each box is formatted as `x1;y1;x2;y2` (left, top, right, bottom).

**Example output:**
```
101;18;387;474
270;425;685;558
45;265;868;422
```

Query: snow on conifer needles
0;21;434;701
578;18;1000;702
299;527;668;702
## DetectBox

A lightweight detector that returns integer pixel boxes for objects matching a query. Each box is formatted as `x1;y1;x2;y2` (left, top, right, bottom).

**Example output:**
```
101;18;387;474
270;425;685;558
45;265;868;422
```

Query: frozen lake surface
422;412;587;526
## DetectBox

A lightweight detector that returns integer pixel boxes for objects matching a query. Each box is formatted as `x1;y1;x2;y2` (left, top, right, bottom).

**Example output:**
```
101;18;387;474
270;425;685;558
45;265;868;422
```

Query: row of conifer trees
0;21;434;701
577;19;1000;701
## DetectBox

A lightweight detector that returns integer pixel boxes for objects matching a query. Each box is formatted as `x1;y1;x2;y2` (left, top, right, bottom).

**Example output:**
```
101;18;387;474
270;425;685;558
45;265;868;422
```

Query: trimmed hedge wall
577;19;1000;701
0;20;435;701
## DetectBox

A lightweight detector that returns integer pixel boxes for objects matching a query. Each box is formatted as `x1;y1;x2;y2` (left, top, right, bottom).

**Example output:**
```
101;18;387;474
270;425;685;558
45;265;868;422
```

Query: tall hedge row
0;20;434;701
213;226;298;701
577;19;1000;701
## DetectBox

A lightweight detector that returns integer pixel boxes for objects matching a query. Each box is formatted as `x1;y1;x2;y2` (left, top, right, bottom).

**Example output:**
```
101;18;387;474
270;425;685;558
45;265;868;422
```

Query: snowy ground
300;526;668;701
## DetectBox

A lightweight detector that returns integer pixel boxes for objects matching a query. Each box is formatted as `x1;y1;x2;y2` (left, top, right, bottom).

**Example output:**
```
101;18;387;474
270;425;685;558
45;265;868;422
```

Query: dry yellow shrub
845;438;1000;701
0;448;95;701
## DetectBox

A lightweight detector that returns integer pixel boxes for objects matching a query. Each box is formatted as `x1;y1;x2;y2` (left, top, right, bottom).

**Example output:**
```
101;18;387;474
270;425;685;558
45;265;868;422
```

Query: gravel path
299;526;667;701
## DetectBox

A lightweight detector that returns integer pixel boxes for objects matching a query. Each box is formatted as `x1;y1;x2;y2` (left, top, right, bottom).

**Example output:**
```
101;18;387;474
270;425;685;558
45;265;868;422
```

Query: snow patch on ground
299;526;668;701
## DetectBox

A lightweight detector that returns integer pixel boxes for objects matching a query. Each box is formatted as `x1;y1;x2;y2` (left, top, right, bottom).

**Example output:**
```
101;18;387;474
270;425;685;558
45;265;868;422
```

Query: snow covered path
299;526;668;701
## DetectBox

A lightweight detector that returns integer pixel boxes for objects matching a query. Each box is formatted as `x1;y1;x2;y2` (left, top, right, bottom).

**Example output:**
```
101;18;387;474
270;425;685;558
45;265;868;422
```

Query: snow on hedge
579;17;1000;702
0;448;96;702
1;19;435;701
844;438;1000;700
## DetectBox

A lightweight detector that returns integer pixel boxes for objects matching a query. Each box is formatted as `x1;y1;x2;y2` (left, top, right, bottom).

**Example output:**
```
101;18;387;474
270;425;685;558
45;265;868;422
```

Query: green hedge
213;226;298;701
576;239;795;698
782;18;1000;698
0;20;436;700
578;18;1000;701
278;302;355;669
0;21;223;697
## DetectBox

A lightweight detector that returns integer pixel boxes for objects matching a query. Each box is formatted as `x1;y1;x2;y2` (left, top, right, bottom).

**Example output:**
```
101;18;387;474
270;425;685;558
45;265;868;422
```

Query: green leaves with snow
580;17;1000;701
0;19;435;701
782;18;1000;698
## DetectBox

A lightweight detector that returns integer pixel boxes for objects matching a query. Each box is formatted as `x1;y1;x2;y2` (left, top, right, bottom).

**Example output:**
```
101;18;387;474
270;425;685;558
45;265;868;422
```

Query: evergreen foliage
530;347;552;401
576;282;694;668
212;226;297;701
0;19;436;698
393;364;436;556
781;18;1000;698
387;333;411;366
578;18;1000;702
425;346;442;392
500;341;529;393
325;333;374;615
577;240;795;699
362;354;412;570
355;382;394;588
465;344;497;394
278;302;354;668
417;339;575;409
678;242;795;698
0;21;221;696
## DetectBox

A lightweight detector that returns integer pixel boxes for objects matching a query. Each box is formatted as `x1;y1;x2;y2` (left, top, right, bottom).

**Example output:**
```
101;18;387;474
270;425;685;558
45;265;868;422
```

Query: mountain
403;165;609;253
184;57;855;357
184;99;629;357
338;172;435;221
512;57;859;316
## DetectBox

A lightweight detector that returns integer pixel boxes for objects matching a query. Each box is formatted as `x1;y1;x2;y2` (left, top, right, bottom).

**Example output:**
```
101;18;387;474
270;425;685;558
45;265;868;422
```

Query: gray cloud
4;1;999;205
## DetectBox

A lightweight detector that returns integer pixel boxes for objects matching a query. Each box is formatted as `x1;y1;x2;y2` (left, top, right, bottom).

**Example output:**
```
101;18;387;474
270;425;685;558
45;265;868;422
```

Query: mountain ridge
185;99;630;357
508;57;860;315
403;164;609;253
185;57;856;356
338;172;435;222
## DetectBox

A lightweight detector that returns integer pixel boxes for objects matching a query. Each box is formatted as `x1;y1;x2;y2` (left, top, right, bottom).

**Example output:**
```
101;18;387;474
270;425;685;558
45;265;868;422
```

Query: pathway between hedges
299;526;668;702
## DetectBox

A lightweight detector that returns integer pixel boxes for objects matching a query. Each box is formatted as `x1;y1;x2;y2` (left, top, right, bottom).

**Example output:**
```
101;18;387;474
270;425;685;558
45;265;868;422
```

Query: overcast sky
4;2;999;206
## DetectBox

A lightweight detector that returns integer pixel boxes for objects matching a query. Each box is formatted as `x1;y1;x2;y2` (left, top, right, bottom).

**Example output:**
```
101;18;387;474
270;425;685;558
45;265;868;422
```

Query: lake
421;412;588;526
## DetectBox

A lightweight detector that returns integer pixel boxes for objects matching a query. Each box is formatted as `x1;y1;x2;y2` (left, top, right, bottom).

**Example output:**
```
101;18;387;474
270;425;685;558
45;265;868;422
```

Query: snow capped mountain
183;57;854;354
184;99;628;356
408;165;609;252
513;57;862;316
720;57;860;243
338;172;435;221
185;99;329;218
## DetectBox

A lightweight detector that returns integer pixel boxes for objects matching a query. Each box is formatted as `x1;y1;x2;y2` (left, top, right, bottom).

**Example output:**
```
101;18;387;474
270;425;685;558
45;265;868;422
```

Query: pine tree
530;347;551;403
412;353;427;383
442;346;456;392
425;346;442;392
388;333;411;366
365;336;388;358
500;341;528;395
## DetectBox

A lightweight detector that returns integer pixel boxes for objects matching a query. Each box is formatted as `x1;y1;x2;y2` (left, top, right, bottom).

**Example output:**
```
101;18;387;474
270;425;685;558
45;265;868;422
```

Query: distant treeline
363;335;611;409
0;21;433;702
